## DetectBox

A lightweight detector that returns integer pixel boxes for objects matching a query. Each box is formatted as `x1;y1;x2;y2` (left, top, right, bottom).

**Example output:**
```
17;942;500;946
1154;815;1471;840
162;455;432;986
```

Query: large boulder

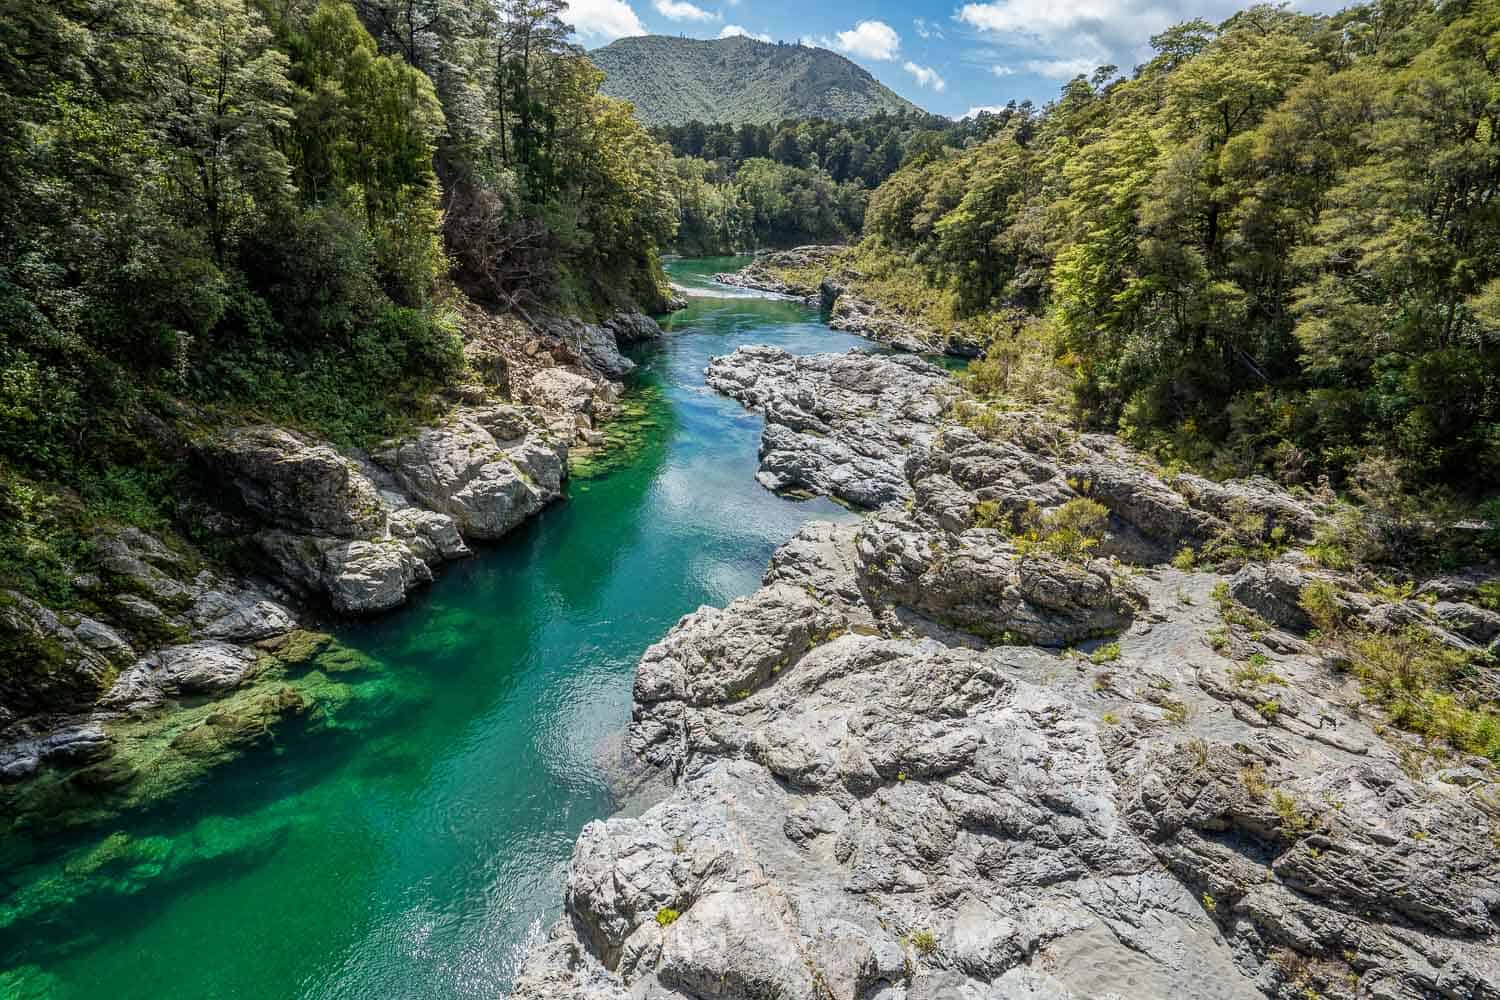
1172;473;1325;541
202;407;566;614
205;426;386;538
854;512;1137;646
257;531;432;616
603;311;662;345
1068;451;1226;558
0;592;122;726
103;640;263;713
373;406;566;541
1226;559;1322;632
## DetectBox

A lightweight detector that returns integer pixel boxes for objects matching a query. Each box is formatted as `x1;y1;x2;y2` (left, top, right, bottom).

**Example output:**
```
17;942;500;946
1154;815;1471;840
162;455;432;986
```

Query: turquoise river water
0;259;882;999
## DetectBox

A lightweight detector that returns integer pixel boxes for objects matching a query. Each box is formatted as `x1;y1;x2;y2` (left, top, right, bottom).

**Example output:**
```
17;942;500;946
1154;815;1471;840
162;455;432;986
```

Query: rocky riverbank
715;247;983;357
515;349;1500;999
711;245;842;299
0;307;664;836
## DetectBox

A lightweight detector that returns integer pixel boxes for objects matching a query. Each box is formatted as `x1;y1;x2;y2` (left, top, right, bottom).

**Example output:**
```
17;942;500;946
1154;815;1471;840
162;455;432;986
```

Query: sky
563;0;1336;119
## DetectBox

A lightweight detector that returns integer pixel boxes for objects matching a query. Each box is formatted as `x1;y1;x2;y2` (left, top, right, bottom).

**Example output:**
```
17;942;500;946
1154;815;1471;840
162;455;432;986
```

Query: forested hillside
808;1;1500;502
659;112;1008;252
1;0;678;596
590;35;921;127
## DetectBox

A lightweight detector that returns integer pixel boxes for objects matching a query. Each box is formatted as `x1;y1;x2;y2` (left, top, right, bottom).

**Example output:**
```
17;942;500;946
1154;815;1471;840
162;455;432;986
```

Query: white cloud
654;0;718;22
903;61;946;91
834;19;900;61
962;104;1009;119
801;34;835;48
990;65;1015;76
957;0;1250;74
566;0;646;43
1025;57;1097;78
720;23;771;41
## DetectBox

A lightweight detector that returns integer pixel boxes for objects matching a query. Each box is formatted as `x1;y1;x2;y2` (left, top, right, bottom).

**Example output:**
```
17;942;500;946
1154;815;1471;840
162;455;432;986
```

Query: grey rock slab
206;425;387;538
706;346;958;508
373;406;567;542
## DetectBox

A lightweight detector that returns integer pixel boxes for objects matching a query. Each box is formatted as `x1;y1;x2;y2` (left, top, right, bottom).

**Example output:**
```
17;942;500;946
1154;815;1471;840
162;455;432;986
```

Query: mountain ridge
589;35;924;126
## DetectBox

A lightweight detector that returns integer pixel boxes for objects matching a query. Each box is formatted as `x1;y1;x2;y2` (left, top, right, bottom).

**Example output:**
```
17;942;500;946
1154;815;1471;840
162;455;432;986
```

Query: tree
155;0;294;263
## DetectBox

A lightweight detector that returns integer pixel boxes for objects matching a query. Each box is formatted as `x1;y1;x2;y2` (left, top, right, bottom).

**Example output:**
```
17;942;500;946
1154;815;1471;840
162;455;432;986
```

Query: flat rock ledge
706;346;958;509
515;352;1500;1000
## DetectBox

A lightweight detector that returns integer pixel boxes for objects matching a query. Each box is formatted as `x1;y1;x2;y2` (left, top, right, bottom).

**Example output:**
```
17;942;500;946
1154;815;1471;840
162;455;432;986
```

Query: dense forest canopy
0;0;680;596
838;0;1500;495
657;109;1018;252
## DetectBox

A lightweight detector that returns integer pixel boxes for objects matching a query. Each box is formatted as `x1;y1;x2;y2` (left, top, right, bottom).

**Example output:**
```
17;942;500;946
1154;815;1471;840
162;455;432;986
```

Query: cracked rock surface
204;405;566;615
516;351;1500;1000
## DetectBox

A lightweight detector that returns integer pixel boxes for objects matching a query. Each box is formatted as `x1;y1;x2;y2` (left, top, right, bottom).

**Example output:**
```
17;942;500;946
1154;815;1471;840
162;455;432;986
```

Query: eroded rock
706;346;957;508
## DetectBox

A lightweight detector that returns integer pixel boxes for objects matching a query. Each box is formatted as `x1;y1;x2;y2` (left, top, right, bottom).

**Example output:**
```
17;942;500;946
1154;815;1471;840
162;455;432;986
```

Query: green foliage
589;35;920;127
837;1;1500;495
0;474;90;605
0;0;693;606
1303;580;1500;763
905;929;938;956
1090;642;1122;665
1476;581;1500;612
1271;789;1312;836
1007;498;1111;562
655;907;680;927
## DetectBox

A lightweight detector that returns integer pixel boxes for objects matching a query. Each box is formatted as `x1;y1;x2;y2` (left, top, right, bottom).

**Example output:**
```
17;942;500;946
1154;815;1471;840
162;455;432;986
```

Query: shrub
1298;581;1345;633
907;930;938;955
655;907;680;927
1008;498;1109;562
1301;590;1500;764
1271;790;1312;836
1090;642;1121;665
1239;763;1268;800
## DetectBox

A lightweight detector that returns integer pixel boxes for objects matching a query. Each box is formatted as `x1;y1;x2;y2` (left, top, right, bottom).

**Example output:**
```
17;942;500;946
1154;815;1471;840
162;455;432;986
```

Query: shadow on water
0;259;874;1000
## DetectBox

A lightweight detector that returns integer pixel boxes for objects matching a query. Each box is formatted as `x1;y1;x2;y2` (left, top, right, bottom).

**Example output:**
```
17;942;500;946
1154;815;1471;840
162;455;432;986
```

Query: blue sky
564;0;1334;118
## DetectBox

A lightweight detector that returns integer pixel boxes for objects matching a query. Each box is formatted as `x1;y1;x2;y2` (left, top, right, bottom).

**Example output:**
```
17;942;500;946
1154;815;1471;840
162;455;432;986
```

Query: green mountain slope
589;35;923;126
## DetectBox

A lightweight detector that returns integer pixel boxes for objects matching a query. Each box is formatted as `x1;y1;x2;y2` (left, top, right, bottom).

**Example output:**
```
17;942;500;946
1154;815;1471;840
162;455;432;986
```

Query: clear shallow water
1;258;873;999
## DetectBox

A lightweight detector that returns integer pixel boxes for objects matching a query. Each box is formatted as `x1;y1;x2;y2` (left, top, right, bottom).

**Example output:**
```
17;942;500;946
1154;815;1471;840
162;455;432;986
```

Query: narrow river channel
2;258;876;999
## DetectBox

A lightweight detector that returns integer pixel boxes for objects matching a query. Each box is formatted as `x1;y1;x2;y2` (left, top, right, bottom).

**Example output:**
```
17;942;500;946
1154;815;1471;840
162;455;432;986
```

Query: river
1;259;876;999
